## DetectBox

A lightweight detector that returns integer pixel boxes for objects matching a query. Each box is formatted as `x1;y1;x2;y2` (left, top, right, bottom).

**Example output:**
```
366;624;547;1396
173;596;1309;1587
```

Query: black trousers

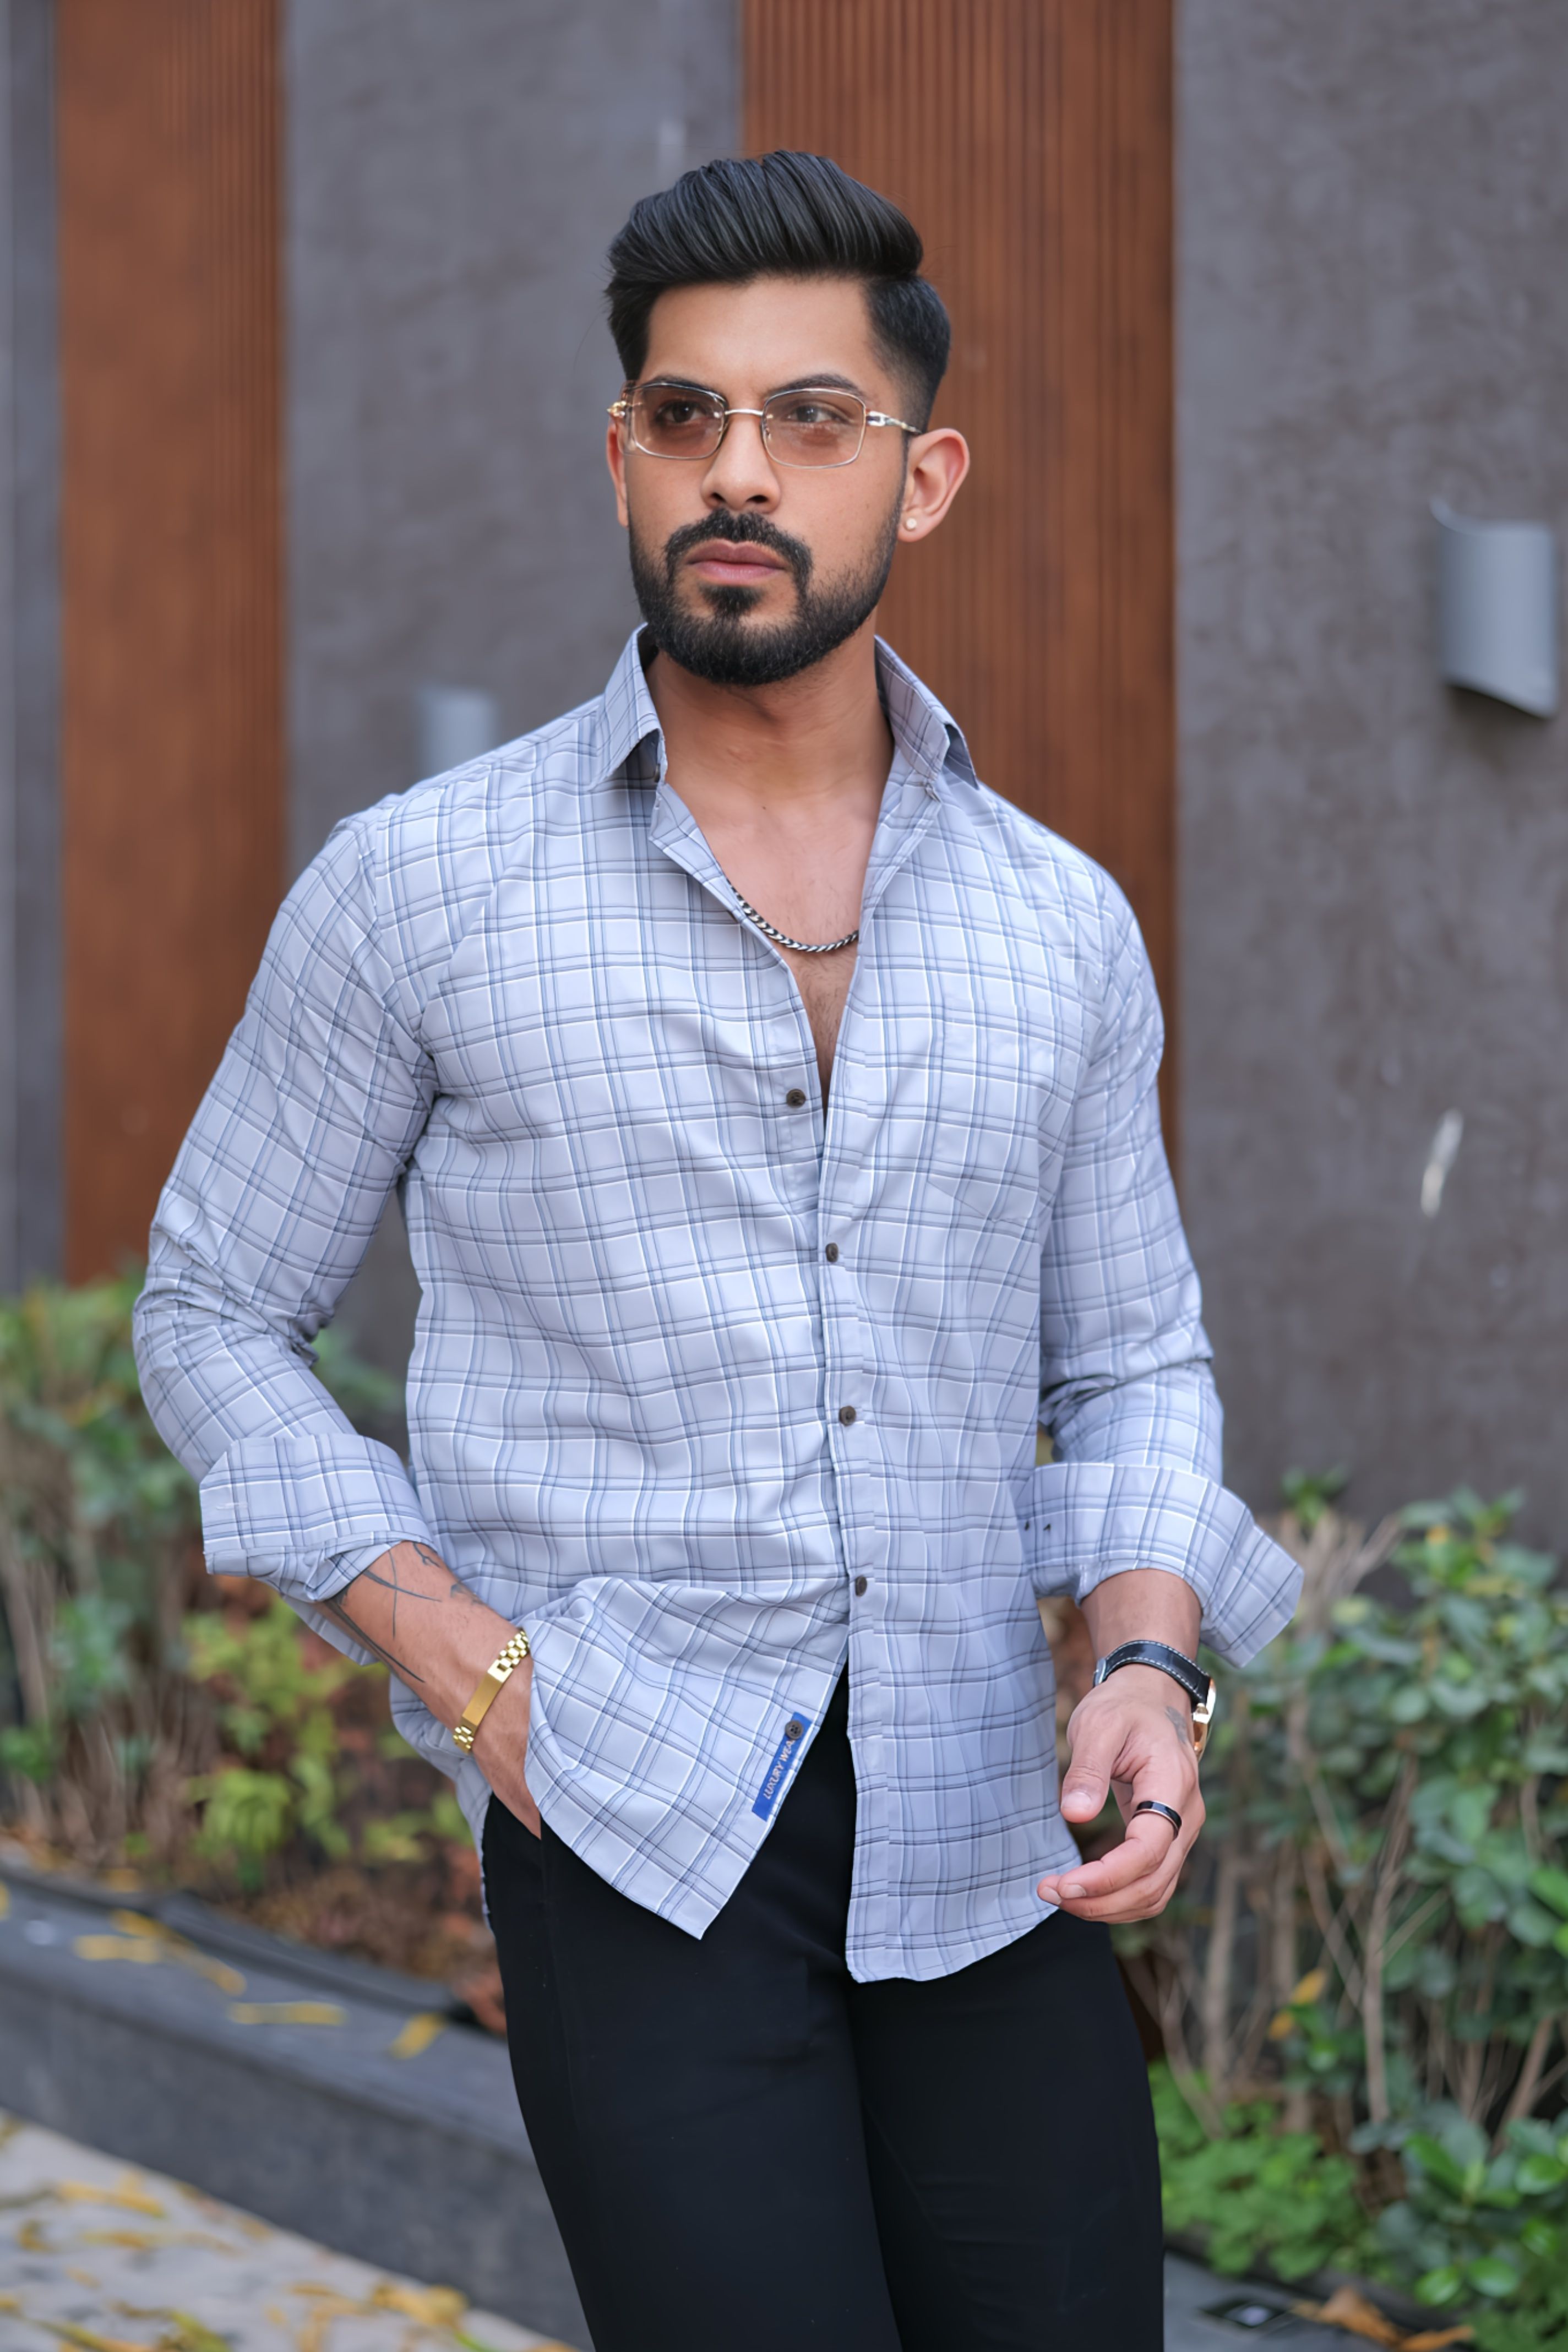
484;1677;1162;2351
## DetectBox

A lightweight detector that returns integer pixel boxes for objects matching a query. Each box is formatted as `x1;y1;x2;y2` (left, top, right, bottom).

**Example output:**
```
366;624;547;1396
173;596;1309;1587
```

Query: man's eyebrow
765;372;869;399
641;371;874;401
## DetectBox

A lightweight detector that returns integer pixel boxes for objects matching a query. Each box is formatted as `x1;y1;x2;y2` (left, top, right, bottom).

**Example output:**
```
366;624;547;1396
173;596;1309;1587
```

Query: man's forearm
325;1540;541;1831
319;1541;518;1729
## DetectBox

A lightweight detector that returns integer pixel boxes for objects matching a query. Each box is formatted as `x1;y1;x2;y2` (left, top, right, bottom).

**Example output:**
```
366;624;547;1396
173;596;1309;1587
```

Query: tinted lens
633;383;725;458
763;389;867;467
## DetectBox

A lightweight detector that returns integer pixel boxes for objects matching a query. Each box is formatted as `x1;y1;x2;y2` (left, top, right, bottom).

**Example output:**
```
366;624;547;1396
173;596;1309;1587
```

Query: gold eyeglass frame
608;379;918;470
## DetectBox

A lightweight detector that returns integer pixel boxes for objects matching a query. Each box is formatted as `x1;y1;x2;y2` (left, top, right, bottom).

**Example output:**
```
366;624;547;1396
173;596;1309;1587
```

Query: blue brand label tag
752;1712;813;1819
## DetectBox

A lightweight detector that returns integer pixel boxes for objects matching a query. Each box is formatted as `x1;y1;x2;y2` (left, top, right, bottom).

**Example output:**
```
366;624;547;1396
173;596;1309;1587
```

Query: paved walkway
0;2111;577;2352
1;2106;1355;2352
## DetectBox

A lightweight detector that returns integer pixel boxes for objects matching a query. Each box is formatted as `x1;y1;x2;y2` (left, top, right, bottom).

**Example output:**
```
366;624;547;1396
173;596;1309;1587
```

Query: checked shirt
134;629;1300;1983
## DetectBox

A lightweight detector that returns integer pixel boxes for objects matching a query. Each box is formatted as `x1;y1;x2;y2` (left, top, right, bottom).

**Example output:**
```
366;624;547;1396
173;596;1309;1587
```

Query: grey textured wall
0;0;59;1292
287;0;737;867
1178;1;1568;1536
286;0;737;1370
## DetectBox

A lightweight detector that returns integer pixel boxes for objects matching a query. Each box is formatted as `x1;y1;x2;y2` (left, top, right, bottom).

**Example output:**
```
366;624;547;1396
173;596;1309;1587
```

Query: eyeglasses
609;380;918;470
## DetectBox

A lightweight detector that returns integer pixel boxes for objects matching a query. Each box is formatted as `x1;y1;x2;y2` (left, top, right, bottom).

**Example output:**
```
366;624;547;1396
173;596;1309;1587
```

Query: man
137;151;1299;2350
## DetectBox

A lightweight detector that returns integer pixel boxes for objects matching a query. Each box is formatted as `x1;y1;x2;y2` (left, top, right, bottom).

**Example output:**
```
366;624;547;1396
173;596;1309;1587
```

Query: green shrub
0;1275;200;1856
1135;1488;1568;2338
0;1275;456;1891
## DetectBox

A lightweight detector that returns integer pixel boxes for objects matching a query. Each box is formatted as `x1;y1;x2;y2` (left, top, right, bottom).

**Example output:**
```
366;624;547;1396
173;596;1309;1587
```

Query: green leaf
1415;2266;1466;2307
1505;1899;1562;1948
1514;2153;1568;2196
1528;1864;1568;1919
1466;2255;1521;2300
1406;2135;1469;2195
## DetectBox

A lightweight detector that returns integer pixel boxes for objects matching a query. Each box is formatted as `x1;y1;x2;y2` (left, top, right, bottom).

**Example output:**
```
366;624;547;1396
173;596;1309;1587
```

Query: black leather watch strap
1093;1639;1211;1714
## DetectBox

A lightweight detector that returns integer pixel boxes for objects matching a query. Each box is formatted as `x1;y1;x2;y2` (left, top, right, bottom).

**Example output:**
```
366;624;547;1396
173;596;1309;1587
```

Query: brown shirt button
837;1404;857;1426
854;1575;868;1596
824;1242;840;1263
785;1087;808;1108
785;1719;804;1740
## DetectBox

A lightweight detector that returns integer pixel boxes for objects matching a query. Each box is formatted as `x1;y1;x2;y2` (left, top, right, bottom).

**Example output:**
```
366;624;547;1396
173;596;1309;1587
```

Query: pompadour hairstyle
606;151;951;426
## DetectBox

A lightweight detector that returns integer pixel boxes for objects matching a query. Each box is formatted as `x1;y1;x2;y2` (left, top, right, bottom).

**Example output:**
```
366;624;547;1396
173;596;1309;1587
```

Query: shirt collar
591;626;978;798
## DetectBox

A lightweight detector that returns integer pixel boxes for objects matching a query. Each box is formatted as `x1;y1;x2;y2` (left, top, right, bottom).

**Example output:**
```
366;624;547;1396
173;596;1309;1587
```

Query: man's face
607;275;919;688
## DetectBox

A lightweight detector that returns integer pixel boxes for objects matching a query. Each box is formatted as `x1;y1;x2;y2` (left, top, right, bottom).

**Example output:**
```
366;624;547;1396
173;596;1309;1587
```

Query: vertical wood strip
57;0;282;1280
743;0;1176;1114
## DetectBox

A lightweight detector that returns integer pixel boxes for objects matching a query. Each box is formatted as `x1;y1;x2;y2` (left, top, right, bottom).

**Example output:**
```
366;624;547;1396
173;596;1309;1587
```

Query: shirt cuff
198;1428;435;1603
1027;1461;1302;1665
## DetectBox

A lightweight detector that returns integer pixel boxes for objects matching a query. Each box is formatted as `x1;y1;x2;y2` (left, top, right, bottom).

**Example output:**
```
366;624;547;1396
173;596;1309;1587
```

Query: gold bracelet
451;1627;532;1755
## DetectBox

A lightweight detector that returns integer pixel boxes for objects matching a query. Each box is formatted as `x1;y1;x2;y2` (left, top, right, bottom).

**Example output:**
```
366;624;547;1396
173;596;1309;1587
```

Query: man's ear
607;417;630;529
897;425;970;542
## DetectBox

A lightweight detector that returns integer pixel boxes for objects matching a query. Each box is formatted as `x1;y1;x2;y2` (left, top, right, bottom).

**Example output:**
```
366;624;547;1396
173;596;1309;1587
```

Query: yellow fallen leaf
180;1952;247;1997
78;2229;165;2251
1267;2008;1295;2040
65;2266;100;2286
388;2011;447;2060
1289;1967;1327;2005
459;2339;578;2352
228;2000;345;2027
106;1912;246;1997
368;2280;467;2323
0;1883;9;1918
73;1935;162;1966
57;2176;165;2217
161;2315;229;2352
1293;2284;1473;2348
100;1868;142;1892
36;2324;153;2352
0;2291;19;2310
18;2217;52;2250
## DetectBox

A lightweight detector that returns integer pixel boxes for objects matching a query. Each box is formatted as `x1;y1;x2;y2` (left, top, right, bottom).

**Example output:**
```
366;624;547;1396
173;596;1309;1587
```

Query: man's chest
417;842;1091;1220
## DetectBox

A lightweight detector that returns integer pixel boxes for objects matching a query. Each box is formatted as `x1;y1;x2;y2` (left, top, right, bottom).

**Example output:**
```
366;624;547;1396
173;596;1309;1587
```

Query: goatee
628;505;901;688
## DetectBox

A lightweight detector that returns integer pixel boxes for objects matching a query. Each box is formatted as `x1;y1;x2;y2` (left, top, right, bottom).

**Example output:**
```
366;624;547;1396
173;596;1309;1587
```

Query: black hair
606;151;951;426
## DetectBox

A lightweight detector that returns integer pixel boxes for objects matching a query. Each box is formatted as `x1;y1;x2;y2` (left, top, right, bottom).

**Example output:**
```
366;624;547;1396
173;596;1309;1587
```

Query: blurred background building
0;0;1563;1530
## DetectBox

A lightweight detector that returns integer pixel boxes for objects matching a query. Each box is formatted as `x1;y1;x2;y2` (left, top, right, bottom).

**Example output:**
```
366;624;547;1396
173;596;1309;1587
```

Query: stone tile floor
0;2111;578;2352
0;2104;1355;2352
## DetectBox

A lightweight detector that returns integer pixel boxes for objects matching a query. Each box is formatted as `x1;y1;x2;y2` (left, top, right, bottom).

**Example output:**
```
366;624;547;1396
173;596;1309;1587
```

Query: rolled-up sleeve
133;816;438;1609
1032;881;1300;1663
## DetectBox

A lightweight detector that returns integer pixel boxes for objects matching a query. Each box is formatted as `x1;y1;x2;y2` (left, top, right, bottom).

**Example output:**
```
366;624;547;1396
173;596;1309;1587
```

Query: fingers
1057;1711;1126;1825
1042;1740;1204;1923
1037;1812;1184;1920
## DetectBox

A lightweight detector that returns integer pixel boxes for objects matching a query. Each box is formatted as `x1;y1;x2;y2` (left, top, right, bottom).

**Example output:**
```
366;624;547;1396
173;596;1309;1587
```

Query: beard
628;502;902;688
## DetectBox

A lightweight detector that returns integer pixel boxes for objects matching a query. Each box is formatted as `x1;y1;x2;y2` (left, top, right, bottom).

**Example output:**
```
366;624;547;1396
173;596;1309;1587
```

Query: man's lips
684;542;790;586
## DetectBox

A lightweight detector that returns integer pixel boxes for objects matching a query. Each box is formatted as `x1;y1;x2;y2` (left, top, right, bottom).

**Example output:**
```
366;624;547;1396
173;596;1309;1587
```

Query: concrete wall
285;0;738;1371
1178;0;1568;1536
0;0;59;1292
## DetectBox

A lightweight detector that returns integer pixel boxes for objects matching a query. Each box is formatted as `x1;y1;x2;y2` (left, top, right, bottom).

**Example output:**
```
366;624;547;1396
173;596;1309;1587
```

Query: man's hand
318;1540;541;1836
469;1656;540;1837
1036;1664;1202;1921
1037;1566;1205;1923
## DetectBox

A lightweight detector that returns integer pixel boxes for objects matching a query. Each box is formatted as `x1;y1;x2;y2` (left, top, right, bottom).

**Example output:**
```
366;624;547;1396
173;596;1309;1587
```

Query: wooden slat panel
58;0;282;1280
744;0;1175;1104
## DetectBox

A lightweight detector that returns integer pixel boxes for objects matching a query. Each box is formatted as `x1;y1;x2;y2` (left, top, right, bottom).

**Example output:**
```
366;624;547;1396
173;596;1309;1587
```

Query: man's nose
700;410;778;508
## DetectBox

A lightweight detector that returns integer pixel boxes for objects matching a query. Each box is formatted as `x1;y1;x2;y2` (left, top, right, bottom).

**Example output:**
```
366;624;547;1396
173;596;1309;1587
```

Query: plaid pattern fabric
135;630;1300;1983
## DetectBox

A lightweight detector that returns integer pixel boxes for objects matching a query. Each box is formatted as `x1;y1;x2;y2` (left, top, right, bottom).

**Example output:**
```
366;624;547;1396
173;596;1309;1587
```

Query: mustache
661;510;813;592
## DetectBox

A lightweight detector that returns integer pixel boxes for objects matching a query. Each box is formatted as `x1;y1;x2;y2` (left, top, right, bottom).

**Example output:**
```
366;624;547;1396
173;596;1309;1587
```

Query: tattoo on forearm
349;1541;474;1641
319;1594;425;1683
1167;1703;1194;1747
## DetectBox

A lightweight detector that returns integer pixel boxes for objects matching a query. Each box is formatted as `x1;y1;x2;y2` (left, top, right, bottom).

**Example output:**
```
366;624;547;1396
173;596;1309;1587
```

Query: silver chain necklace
724;881;859;957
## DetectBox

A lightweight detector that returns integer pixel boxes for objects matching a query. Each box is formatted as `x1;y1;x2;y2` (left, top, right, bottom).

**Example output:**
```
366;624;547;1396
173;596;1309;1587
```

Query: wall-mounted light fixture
1433;499;1558;717
418;684;500;777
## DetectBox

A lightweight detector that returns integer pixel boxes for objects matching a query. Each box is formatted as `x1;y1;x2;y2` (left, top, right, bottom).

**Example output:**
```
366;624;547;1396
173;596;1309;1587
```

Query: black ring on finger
1133;1798;1183;1838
